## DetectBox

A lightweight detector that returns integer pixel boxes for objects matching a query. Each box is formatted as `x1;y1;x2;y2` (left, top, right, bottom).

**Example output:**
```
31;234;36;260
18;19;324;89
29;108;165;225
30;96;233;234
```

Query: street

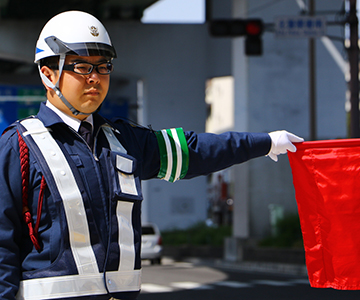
138;258;360;300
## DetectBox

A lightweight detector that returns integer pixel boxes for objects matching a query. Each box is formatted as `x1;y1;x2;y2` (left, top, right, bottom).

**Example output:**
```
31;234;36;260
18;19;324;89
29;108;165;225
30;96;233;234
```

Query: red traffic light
245;20;263;36
208;18;264;55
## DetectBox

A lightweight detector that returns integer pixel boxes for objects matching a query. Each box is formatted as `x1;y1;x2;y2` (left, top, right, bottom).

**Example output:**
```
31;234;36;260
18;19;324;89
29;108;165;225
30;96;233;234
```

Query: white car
141;223;163;265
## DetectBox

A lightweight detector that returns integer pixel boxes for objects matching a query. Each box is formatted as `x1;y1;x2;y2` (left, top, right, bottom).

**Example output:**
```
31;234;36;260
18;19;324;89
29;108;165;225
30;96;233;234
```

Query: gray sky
142;0;205;23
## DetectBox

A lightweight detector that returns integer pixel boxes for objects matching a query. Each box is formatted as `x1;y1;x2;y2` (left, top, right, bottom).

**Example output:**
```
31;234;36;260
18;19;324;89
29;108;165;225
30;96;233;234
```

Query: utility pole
347;0;360;138
309;0;317;140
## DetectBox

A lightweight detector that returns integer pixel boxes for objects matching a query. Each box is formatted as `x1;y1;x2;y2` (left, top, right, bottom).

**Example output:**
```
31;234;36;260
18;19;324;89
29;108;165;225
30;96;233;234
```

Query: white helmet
35;11;116;116
35;10;116;62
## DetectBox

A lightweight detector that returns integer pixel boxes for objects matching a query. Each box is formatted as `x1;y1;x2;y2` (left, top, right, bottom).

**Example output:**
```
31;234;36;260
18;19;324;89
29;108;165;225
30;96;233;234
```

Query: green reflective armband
155;128;189;182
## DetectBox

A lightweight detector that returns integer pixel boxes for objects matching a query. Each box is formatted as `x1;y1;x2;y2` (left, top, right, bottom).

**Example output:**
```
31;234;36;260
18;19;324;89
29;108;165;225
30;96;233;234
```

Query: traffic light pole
347;0;360;138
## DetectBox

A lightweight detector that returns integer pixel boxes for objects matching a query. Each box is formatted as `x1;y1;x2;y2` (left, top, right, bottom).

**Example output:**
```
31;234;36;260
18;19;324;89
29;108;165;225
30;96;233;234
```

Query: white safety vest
16;118;142;300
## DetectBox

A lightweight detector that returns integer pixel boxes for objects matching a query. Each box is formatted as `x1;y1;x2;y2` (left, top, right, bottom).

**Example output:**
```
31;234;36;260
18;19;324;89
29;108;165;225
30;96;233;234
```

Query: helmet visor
45;36;117;59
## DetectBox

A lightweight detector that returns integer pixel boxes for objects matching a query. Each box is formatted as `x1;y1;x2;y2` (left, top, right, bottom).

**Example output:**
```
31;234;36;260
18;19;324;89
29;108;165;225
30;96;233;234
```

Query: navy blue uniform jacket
0;102;271;299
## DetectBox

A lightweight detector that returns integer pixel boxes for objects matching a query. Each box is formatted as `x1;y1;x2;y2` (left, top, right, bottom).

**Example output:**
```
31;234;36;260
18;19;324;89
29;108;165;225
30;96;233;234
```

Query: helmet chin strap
38;54;95;117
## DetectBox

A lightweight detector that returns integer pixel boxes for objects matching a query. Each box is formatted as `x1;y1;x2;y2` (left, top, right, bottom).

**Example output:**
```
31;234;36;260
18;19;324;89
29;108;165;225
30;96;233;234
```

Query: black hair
39;56;60;69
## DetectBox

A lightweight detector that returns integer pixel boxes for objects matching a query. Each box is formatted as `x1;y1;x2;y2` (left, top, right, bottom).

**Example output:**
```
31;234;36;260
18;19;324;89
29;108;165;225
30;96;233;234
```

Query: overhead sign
275;16;326;38
0;84;129;134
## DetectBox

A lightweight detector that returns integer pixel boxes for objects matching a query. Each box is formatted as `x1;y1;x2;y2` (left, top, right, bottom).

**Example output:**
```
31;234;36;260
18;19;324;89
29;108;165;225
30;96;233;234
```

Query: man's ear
40;66;57;91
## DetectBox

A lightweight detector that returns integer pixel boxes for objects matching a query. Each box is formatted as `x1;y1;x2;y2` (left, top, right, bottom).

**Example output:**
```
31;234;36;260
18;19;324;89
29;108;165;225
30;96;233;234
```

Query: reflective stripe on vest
102;125;127;154
17;270;141;300
21;118;98;275
16;119;141;300
101;124;137;270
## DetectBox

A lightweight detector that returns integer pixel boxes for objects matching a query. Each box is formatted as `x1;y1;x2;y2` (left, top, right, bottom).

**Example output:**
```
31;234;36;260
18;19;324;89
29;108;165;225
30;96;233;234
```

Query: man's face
44;55;111;120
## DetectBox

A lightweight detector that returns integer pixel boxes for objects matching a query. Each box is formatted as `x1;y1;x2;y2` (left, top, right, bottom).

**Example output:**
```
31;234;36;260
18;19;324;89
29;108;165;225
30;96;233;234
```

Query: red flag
288;139;360;290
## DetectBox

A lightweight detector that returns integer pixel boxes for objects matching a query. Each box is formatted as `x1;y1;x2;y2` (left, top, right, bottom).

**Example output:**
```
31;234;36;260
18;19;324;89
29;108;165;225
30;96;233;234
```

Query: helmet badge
89;26;99;37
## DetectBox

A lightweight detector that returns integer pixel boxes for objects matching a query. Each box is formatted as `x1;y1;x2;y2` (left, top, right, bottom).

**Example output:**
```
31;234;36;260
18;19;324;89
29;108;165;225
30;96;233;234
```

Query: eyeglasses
62;62;114;75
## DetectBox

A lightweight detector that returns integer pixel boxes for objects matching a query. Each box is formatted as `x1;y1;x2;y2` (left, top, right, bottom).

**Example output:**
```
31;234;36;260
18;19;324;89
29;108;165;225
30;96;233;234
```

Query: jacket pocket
110;151;143;202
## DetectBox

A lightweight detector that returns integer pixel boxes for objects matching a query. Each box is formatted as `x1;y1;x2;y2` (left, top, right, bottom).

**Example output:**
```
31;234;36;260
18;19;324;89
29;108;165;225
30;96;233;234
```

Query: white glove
267;130;304;162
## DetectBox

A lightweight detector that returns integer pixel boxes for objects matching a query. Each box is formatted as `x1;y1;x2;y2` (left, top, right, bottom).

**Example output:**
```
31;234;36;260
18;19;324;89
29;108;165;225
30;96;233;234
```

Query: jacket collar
37;102;64;127
36;101;108;131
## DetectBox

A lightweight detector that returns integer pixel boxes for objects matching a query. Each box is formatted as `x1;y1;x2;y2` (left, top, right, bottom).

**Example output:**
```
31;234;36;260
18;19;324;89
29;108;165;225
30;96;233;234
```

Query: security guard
0;11;303;300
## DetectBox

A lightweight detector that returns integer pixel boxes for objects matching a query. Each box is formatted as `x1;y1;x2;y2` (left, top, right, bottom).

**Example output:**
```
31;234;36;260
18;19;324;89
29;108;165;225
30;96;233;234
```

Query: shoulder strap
1;122;16;136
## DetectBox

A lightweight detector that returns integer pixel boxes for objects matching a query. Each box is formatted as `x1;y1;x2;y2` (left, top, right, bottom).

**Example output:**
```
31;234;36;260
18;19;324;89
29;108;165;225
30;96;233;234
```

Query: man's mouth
85;89;100;96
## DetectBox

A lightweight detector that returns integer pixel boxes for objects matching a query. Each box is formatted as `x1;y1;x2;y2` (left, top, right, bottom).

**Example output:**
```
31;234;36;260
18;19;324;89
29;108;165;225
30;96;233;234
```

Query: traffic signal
209;19;264;56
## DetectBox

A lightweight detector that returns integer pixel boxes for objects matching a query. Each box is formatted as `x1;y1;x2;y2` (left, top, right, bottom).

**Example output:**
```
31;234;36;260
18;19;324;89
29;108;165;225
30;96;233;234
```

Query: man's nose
86;70;101;83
